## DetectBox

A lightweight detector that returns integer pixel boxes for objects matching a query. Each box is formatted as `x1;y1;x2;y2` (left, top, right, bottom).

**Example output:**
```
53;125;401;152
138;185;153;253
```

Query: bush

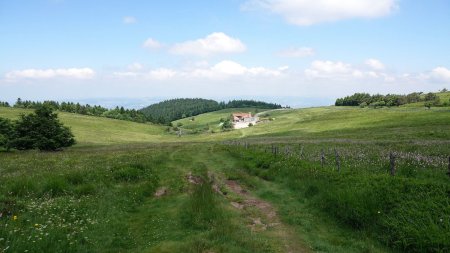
0;117;14;150
369;101;386;108
10;105;75;151
424;92;438;101
221;119;233;131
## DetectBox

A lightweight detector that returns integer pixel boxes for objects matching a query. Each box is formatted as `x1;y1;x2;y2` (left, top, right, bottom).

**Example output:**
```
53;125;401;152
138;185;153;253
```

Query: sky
1;0;449;107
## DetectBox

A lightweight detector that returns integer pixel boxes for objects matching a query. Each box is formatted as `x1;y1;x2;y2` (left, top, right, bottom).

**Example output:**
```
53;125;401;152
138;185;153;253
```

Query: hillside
2;105;449;144
140;98;282;124
140;98;220;124
0;107;168;145
171;106;450;142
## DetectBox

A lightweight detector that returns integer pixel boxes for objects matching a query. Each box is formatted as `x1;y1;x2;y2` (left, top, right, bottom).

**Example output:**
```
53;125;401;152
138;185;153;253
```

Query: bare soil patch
225;180;310;253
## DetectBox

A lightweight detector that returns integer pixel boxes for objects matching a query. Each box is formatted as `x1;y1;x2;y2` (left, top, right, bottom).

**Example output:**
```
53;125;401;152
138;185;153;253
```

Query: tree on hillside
0;117;14;150
221;119;233;131
424;97;441;109
10;105;75;151
424;92;438;101
406;92;422;103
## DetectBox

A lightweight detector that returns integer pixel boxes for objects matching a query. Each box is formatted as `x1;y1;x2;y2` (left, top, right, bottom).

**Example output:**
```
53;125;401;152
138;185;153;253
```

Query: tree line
139;98;283;124
5;98;150;123
0;105;75;151
335;90;448;108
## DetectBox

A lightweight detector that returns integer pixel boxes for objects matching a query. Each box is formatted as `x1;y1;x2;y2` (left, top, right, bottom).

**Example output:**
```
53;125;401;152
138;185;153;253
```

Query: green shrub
0;117;14;150
10;105;75;151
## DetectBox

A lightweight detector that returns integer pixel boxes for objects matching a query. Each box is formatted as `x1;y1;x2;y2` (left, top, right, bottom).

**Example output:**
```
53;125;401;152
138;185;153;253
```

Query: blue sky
1;0;449;107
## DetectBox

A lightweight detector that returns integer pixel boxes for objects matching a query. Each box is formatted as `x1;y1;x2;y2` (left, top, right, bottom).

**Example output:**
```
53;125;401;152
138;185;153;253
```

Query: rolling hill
1;105;449;144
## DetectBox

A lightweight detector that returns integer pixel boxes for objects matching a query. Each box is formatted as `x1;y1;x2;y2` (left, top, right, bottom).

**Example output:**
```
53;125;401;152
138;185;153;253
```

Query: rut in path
224;180;310;253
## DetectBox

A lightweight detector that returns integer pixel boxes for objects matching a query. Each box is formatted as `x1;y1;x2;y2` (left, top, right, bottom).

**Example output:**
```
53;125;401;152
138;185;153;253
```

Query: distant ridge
139;98;282;124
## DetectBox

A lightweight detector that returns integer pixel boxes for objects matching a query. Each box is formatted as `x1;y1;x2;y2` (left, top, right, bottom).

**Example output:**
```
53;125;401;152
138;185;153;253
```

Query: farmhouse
232;112;257;123
231;112;259;129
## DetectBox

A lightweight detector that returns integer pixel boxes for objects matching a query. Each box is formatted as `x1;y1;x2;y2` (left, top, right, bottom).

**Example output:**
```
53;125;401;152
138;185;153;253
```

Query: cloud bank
5;68;95;81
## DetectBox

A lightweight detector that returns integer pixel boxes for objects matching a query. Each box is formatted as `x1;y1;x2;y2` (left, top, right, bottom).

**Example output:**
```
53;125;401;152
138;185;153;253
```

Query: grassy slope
175;106;450;142
0;107;169;145
2;105;449;144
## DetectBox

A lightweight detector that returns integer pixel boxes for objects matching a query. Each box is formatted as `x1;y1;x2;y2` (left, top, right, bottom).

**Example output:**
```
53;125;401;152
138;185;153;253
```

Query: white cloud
431;67;450;81
365;58;385;70
113;71;139;78
5;68;95;80
127;63;143;71
112;60;285;81
304;60;395;81
170;32;246;57
147;68;177;80
189;60;285;79
123;16;137;24
243;0;398;26
277;47;315;58
305;60;353;78
143;38;162;49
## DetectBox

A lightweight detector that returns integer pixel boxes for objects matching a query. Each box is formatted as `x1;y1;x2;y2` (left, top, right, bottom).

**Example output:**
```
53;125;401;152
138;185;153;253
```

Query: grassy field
175;106;450;142
1;143;397;253
2;144;277;252
2;105;449;144
1;104;449;252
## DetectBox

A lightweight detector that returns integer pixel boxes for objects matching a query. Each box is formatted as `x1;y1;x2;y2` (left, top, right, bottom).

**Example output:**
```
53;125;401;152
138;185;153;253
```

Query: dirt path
224;180;311;253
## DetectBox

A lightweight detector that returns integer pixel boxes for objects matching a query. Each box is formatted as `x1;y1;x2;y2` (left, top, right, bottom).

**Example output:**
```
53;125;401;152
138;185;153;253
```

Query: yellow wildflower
13;215;18;221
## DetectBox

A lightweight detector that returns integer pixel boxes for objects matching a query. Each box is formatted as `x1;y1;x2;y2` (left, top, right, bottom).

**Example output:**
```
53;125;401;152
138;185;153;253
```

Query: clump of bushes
335;90;449;108
0;105;75;151
221;119;233;131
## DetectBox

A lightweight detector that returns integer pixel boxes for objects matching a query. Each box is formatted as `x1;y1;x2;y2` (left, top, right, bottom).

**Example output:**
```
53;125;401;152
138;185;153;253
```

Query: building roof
232;112;252;118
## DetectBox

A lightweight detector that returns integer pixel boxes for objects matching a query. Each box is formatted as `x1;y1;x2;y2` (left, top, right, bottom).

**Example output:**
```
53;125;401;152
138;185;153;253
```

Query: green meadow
1;104;449;252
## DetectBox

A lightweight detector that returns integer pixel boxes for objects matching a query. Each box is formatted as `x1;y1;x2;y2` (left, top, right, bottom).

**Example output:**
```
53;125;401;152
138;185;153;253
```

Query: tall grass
227;145;450;252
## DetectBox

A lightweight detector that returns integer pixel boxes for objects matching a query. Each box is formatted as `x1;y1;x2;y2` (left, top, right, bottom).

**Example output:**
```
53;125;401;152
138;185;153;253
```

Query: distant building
231;112;258;123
